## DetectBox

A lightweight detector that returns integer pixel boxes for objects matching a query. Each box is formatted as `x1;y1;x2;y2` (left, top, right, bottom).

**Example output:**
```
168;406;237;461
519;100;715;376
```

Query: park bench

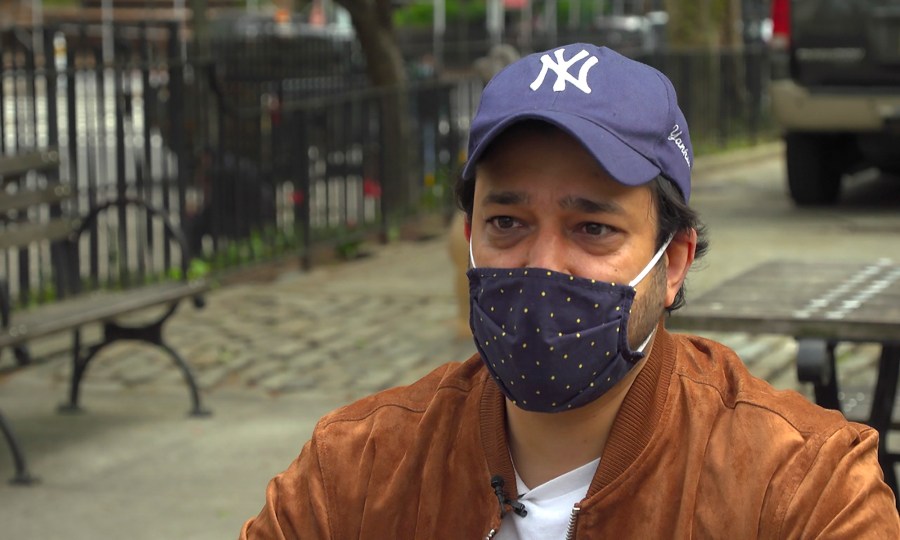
669;259;900;505
0;148;211;484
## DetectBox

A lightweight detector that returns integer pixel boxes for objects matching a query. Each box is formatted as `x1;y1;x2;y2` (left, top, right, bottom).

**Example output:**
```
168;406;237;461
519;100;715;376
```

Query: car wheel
785;132;842;206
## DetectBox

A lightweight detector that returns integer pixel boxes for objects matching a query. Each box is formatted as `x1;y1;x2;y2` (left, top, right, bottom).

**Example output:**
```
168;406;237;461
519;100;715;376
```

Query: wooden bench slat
0;150;60;179
0;218;76;249
0;183;73;214
0;279;210;349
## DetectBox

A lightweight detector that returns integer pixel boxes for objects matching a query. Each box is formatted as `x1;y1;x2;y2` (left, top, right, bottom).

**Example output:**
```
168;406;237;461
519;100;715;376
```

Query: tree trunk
336;0;414;223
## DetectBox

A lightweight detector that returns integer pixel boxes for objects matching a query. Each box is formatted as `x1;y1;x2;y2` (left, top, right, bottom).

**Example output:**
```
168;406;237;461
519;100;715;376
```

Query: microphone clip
490;475;528;518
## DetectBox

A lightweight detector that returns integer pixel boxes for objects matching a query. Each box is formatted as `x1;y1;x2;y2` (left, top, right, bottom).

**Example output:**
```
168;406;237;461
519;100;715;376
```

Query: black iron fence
1;21;775;308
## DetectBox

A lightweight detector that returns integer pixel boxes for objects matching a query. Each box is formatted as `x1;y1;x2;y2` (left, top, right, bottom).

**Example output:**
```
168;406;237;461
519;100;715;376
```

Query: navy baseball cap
461;44;693;202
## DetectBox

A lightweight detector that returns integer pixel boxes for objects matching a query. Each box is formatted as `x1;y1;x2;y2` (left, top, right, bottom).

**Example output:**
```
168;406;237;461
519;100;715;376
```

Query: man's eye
489;216;518;229
582;223;611;236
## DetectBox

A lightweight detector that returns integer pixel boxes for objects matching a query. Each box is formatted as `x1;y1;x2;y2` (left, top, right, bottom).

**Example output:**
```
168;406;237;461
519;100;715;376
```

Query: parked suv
770;0;900;205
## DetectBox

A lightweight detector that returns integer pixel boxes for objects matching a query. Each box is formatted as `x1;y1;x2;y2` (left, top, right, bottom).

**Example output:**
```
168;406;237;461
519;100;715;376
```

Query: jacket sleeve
239;438;332;540
778;424;900;538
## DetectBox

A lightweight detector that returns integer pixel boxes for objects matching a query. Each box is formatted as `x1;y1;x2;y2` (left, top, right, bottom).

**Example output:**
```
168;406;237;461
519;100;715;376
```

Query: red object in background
291;190;305;206
363;177;382;199
268;95;282;127
309;0;325;26
770;0;790;49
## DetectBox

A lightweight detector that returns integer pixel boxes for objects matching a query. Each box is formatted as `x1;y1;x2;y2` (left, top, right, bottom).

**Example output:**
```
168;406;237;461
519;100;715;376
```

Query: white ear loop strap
468;238;477;269
628;235;674;288
635;327;656;353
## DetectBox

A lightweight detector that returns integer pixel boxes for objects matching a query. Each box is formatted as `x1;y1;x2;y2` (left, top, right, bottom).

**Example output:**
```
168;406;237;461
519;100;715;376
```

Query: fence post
167;21;187;271
296;108;312;270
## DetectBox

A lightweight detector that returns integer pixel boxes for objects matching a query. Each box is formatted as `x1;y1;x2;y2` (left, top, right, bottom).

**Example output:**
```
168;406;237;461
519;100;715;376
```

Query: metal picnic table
669;259;900;500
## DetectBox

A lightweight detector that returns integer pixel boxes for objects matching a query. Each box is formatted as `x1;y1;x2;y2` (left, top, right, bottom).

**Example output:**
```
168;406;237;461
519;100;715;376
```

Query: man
241;44;899;538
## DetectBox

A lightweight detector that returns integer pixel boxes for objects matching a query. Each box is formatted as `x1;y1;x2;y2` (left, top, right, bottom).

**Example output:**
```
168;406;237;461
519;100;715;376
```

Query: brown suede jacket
241;327;900;539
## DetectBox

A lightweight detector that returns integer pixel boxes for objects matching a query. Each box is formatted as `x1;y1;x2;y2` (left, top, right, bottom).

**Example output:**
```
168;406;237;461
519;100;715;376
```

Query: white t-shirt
495;457;601;540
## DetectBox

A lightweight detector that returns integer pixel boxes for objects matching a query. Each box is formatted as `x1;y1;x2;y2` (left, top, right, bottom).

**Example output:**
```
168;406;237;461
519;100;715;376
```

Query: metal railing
1;21;775;308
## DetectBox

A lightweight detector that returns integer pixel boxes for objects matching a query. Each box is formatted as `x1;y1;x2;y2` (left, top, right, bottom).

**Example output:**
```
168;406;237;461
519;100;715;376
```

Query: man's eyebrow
559;195;625;214
481;191;529;206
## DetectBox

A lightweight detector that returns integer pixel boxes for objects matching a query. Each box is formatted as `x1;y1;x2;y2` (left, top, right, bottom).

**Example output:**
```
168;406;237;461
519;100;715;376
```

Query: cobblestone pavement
36;238;480;406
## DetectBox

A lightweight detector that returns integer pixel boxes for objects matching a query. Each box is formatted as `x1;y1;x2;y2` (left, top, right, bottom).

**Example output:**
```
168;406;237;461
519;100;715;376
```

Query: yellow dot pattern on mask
470;267;638;411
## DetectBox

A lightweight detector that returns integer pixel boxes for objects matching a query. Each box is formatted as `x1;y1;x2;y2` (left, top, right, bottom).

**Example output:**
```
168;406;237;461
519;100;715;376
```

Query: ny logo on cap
530;48;599;94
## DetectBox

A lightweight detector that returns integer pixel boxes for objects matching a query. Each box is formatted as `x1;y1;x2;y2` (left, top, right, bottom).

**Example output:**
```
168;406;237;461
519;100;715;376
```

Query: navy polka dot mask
467;240;670;413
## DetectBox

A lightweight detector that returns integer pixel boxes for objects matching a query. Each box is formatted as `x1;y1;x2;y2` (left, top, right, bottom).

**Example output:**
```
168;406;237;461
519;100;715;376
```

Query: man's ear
464;217;471;241
664;228;697;308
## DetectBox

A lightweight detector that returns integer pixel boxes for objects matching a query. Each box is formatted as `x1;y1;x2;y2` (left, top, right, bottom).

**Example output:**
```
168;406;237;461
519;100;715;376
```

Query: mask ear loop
469;238;477;269
628;234;674;288
628;234;674;353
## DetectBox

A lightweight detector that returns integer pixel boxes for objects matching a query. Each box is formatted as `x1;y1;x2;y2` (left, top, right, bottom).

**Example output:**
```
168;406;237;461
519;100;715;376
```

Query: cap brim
461;110;661;187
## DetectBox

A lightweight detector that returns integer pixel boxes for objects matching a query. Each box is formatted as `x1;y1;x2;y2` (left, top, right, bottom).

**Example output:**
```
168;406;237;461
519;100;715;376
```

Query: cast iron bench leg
0;409;37;484
158;339;210;417
58;328;99;414
796;339;841;412
59;320;210;417
868;344;900;504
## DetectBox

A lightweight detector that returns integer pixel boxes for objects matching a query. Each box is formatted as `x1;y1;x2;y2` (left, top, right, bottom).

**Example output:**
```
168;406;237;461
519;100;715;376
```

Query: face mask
467;238;671;413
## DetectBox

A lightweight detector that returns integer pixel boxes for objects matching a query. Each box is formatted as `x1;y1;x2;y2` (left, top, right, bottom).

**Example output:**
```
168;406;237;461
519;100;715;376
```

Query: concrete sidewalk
0;141;886;539
0;235;479;539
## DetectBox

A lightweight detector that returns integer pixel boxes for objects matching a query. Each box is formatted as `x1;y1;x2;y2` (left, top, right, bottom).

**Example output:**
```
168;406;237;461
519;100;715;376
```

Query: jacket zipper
484;503;580;539
565;504;581;540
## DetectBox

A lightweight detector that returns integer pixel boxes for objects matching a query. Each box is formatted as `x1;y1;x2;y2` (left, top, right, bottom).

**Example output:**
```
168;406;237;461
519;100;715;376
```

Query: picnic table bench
669;259;900;503
0;148;211;484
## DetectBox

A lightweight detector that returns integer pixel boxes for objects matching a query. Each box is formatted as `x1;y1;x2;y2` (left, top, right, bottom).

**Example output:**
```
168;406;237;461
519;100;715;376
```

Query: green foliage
394;1;434;27
665;0;733;48
394;0;606;29
394;0;487;28
335;236;363;260
420;168;454;212
188;259;212;280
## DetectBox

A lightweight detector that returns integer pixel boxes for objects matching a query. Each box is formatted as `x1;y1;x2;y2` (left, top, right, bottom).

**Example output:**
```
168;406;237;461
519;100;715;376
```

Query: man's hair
649;176;708;312
454;123;709;313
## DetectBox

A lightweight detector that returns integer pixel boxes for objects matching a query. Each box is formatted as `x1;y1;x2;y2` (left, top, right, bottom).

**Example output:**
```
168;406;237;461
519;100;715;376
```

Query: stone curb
692;140;784;176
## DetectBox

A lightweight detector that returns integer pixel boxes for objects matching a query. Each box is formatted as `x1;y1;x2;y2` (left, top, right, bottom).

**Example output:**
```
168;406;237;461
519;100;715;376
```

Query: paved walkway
42;237;480;404
0;142;886;539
